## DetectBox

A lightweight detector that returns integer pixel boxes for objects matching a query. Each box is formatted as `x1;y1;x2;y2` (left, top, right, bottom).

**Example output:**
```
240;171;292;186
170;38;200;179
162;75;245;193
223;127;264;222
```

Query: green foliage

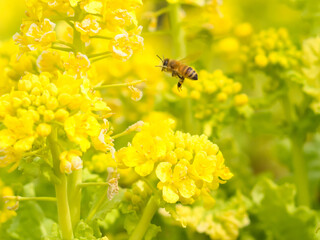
1;202;55;240
86;188;125;222
251;178;319;240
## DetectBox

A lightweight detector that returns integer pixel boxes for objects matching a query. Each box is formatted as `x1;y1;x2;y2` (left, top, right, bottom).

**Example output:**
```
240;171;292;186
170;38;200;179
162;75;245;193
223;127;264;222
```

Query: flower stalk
169;3;193;133
68;170;82;229
282;93;310;206
128;195;159;240
2;196;56;202
48;128;74;240
94;79;146;90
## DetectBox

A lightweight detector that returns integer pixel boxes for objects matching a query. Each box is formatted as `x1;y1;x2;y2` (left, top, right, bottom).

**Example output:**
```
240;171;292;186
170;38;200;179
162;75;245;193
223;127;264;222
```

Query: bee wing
178;51;202;64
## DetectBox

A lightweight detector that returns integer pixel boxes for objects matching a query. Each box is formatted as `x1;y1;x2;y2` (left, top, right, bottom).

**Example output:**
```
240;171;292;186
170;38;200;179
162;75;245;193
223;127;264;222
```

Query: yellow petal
162;185;179;203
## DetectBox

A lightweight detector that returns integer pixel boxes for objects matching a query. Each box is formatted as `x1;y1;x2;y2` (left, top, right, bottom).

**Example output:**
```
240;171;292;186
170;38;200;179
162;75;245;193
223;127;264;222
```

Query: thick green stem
129;195;159;240
68;170;82;229
169;3;186;58
281;93;310;206
290;136;310;206
169;3;194;133
48;129;74;240
73;6;85;53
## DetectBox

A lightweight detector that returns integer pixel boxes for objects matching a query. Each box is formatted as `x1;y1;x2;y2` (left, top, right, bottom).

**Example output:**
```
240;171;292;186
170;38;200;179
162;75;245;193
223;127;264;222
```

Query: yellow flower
37;50;63;73
162;185;179;204
84;1;103;14
75;15;101;42
69;0;81;7
234;94;249;106
63;52;91;78
0;181;17;223
234;23;253;38
104;9;138;31
91;119;114;154
64;113;101;152
128;85;143;101
36;123;52;137
13;18;56;54
218;37;239;54
254;54;268;67
1;112;35;152
192;151;217;183
59;150;83;174
109;26;144;61
0;147;22;168
115;118;232;204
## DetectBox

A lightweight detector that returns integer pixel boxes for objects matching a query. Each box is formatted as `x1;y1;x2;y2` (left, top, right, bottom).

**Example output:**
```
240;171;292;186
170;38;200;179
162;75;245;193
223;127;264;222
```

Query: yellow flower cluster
185;70;249;119
161;193;249;240
0;72;113;173
301;37;320;114
115;118;233;204
13;18;56;55
248;28;300;69
0;181;16;224
15;0;144;62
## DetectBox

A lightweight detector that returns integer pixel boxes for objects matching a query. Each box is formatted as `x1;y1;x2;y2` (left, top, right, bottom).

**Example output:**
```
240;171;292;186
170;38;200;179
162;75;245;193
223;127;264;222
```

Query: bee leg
177;76;184;92
172;71;177;77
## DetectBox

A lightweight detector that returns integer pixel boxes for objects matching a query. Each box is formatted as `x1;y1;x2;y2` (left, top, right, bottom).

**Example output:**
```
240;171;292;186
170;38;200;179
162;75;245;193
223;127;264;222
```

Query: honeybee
156;55;198;91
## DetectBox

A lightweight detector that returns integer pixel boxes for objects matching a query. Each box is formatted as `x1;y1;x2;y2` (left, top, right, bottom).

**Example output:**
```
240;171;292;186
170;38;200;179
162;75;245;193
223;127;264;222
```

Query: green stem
129;195;159;240
290;135;310;206
48;129;74;240
73;6;85;53
91;55;111;63
85;186;109;222
169;3;194;132
55;40;74;48
281;91;310;206
68;170;82;229
3;196;56;202
79;182;109;187
51;46;73;52
94;79;146;90
153;6;170;17
88;51;111;58
89;35;112;40
169;3;186;59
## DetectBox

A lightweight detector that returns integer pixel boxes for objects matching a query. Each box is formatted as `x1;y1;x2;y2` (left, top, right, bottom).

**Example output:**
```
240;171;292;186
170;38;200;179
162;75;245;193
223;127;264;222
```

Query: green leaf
87;188;125;222
251;178;319;240
124;212;139;235
123;213;161;240
144;224;161;240
74;220;96;240
43;223;61;240
4;201;56;240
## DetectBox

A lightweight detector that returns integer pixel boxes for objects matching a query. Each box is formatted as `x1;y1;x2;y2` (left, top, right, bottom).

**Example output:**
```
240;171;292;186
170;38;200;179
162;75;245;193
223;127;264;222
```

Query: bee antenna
155;65;163;68
156;55;163;63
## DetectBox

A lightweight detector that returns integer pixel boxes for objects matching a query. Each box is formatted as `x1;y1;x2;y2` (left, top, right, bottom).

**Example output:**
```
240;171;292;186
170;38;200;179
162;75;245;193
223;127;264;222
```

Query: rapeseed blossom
160;193;249;240
0;70;113;172
115;118;233;204
0;181;16;224
186;70;250;120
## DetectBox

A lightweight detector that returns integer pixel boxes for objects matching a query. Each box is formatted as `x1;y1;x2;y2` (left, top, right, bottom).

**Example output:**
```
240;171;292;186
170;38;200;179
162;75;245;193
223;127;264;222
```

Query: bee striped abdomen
184;66;198;80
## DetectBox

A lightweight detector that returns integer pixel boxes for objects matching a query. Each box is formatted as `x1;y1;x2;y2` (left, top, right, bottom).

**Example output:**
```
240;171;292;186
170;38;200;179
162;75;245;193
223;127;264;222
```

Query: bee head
156;55;169;71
